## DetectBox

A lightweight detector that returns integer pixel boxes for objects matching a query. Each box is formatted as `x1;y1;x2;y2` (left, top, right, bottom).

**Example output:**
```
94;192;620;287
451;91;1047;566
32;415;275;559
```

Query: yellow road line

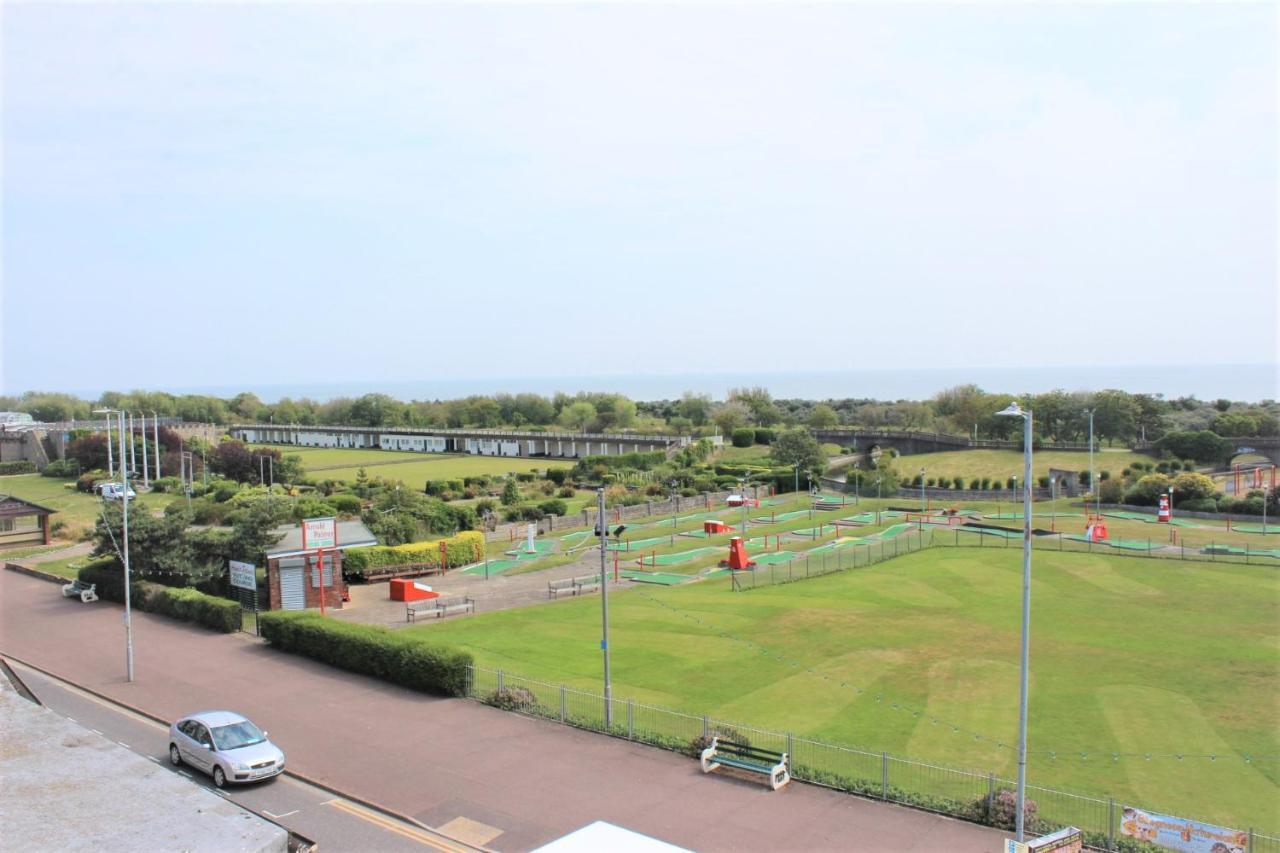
325;799;474;852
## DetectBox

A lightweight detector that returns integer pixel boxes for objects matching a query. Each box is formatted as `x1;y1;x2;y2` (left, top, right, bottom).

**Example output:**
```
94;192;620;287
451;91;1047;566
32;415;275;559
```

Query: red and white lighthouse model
1157;493;1171;523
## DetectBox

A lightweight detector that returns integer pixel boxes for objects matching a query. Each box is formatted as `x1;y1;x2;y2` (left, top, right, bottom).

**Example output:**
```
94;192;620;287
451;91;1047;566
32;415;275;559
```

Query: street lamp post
1085;408;1096;503
104;413;114;478
1049;476;1056;532
996;401;1034;843
740;478;750;535
875;477;882;501
94;408;134;683
153;413;161;481
853;461;860;505
140;413;149;489
597;488;613;728
919;468;926;512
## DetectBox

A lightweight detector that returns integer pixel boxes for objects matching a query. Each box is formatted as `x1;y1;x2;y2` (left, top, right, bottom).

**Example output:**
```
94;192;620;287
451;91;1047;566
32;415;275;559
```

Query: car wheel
169;745;182;766
213;766;227;788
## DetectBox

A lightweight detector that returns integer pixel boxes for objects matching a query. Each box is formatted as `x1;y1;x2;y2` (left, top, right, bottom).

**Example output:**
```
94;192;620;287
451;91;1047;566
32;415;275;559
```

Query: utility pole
105;415;114;478
128;412;137;476
153;413;161;480
597;488;613;728
140;413;149;489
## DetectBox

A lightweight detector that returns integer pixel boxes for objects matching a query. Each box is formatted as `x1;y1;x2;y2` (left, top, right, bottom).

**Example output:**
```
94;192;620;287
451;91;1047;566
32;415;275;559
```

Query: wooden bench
406;596;474;623
548;575;602;599
700;736;790;790
60;580;99;604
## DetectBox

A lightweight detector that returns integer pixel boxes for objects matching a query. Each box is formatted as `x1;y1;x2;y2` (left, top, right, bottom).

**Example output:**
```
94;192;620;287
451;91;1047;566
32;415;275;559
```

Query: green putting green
620;570;690;586
607;535;676;552
1201;545;1280;559
752;509;812;523
633;546;721;566
459;558;522;576
958;526;1021;540
1230;523;1279;535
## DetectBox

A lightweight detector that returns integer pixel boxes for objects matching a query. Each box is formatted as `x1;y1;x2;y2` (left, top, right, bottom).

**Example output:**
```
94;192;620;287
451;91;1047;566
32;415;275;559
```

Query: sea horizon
48;362;1279;405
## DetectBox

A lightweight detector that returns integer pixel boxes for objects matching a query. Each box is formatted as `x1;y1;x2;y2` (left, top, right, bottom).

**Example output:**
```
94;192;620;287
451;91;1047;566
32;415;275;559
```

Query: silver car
168;711;285;788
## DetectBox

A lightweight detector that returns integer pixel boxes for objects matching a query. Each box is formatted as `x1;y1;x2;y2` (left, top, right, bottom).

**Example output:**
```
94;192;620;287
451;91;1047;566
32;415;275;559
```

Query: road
6;660;473;853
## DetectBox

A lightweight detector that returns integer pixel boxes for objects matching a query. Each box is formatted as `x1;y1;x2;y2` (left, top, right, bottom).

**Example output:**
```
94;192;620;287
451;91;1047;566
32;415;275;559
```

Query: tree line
4;385;1275;447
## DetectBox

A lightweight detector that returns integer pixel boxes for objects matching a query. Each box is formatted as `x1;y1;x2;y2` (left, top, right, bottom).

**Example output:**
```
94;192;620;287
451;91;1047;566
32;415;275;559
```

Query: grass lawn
716;445;774;463
418;547;1279;829
902;448;1156;483
289;448;573;484
0;474;176;537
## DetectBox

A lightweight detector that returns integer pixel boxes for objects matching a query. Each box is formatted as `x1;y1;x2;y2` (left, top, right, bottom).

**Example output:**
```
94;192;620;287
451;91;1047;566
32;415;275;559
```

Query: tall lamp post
1085;408;1096;505
93;408;134;683
596;488;613;727
853;461;860;505
996;401;1034;843
919;468;926;512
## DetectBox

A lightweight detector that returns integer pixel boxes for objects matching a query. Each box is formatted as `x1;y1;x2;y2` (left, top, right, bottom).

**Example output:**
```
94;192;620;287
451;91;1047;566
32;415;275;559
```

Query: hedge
77;561;241;633
258;611;471;696
341;530;485;578
0;461;37;475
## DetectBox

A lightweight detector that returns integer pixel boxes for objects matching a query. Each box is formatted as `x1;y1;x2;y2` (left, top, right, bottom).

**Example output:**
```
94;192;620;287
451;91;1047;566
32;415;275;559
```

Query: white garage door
279;566;305;611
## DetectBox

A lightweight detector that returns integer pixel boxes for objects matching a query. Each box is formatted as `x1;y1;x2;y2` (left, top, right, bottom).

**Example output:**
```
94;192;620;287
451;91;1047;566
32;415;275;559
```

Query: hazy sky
2;2;1276;396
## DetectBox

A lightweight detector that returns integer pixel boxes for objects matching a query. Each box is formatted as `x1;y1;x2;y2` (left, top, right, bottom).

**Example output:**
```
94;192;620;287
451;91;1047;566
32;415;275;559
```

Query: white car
168;711;285;788
97;482;136;501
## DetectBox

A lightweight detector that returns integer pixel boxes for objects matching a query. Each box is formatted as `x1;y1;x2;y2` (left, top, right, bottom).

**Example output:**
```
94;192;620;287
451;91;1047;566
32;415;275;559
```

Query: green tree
770;427;826;478
1212;412;1258;437
1170;472;1219;501
807;404;839;429
559;401;597;431
501;476;521;506
679;392;712;426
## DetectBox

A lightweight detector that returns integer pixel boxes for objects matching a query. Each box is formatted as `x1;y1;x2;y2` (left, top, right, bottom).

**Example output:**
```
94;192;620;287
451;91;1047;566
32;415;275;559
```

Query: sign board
229;560;257;591
1120;807;1247;853
302;517;337;550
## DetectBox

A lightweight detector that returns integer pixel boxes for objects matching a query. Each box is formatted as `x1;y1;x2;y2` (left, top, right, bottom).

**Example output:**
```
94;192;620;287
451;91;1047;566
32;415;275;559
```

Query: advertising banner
1120;807;1247;853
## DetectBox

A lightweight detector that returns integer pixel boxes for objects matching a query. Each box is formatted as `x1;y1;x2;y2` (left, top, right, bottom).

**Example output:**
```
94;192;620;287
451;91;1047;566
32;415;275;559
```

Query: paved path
0;568;1009;852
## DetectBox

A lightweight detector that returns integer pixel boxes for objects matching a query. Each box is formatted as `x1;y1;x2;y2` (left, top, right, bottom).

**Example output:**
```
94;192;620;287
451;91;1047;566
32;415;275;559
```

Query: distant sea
115;363;1279;404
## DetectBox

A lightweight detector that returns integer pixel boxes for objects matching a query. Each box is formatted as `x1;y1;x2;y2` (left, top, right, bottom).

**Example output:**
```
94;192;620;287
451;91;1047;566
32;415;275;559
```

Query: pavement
0;568;1010;852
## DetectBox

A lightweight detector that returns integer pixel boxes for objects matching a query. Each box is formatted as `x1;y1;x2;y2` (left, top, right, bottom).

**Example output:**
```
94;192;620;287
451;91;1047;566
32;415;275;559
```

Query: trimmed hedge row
258;611;471;696
0;461;37;475
341;530;485;577
77;561;242;633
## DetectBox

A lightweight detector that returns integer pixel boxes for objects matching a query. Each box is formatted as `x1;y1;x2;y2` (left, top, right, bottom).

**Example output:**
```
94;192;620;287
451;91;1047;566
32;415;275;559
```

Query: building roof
0;495;58;518
264;519;378;559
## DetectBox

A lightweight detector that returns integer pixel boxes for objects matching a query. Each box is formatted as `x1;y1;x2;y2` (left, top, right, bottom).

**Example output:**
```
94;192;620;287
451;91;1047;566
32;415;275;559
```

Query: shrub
537;494;568;514
0;460;37;475
327;494;363;515
545;468;568;485
1037;476;1050;488
1098;479;1124;504
754;428;775;445
1006;476;1016;489
935;477;950;489
258;611;471;696
969;788;1037;832
557;486;576;499
41;458;78;478
151;476;182;493
520;506;546;522
731;428;755;448
485;686;538;712
76;473;99;493
688;725;751;758
979;477;991;490
341;530;486;578
1179;498;1217;512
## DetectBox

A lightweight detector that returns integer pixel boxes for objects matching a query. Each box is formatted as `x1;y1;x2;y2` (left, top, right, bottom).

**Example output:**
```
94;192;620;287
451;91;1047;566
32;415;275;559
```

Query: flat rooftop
0;674;288;853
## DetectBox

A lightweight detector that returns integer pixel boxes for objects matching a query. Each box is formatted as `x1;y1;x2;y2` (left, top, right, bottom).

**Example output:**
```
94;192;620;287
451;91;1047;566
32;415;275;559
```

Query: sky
2;2;1276;399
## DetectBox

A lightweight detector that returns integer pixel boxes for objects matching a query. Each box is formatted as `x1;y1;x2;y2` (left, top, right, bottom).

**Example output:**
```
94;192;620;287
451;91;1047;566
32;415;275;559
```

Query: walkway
0;569;1008;852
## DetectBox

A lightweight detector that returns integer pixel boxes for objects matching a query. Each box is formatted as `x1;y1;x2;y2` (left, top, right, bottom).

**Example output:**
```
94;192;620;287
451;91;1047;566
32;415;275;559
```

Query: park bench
60;580;99;604
699;736;790;790
406;596;474;623
547;575;601;599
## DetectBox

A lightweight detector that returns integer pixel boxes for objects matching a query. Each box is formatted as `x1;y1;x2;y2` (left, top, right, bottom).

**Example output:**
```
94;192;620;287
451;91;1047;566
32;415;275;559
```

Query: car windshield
210;720;266;751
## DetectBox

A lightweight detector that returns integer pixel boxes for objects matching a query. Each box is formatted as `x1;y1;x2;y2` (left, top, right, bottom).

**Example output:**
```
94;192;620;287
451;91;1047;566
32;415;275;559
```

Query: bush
1098;479;1124;504
516;472;536;483
0;460;37;475
1037;476;1050;488
41;458;78;478
258;611;471;696
77;561;241;633
327;494;363;515
969;788;1037;832
1178;498;1218;512
538;498;568;517
754;428;775;445
545;468;568;485
557;486;576;499
485;686;538;712
341;530;486;578
688;725;751;758
731;428;755;448
150;476;182;493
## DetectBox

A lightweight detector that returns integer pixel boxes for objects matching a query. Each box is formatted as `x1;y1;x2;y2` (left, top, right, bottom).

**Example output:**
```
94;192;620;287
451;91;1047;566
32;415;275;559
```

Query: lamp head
996;402;1025;419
